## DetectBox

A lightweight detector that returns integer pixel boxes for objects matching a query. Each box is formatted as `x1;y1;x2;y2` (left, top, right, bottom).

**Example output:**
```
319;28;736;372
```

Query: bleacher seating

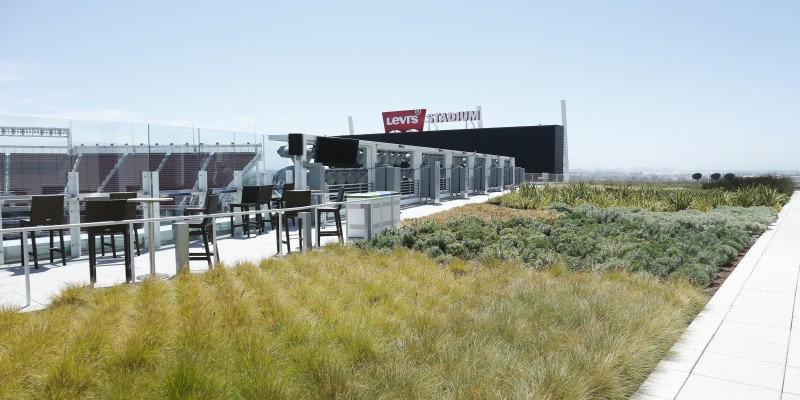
207;152;257;188
75;154;122;193
8;153;71;195
103;152;165;193
158;153;208;190
1;149;257;196
0;153;5;192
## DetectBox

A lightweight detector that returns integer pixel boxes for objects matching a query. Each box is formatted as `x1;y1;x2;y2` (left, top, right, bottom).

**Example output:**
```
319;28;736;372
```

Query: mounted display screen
314;136;360;167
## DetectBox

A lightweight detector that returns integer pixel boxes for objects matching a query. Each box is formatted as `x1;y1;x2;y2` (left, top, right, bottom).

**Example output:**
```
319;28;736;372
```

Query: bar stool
257;184;274;231
189;194;219;267
317;186;345;245
272;183;294;209
101;192;141;256
277;190;311;253
230;186;260;237
85;199;132;283
19;194;66;269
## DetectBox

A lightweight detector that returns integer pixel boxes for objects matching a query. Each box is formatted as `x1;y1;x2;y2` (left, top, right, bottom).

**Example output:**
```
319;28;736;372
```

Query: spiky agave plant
667;190;693;211
753;185;788;208
732;186;756;207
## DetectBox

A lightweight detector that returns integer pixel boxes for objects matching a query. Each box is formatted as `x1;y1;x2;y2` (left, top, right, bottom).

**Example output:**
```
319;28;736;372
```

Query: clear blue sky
1;1;797;172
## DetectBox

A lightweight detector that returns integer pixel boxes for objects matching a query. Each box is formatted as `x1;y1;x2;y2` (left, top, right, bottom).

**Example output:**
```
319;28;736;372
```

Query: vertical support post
348;116;355;136
198;171;208;192
276;211;283;256
411;150;422;200
22;231;31;307
129;221;137;282
294;137;308;190
151;172;161;249
142;171;161;250
443;151;453;198
466;154;475;196
477;106;483;129
68;171;81;257
233;171;243;189
173;222;189;274
0;205;4;265
212;215;219;266
484;158;491;193
146;202;157;276
233;171;243;229
366;144;377;191
299;211;312;250
561;99;570;182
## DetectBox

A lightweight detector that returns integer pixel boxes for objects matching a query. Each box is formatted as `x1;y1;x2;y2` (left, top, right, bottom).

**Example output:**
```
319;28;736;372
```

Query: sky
0;0;798;172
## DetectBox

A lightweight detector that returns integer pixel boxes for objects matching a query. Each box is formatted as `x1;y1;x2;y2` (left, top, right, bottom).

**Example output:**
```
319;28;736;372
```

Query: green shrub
494;181;790;211
702;175;796;196
369;204;776;286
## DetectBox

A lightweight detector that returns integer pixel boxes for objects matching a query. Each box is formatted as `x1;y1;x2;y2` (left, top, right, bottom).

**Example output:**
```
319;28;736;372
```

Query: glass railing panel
197;128;263;189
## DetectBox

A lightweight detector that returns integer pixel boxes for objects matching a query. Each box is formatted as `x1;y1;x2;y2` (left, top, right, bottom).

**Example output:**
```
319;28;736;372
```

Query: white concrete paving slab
676;374;780;400
637;191;800;399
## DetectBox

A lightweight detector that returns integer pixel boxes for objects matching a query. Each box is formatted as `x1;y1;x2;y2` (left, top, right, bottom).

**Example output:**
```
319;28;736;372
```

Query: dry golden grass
0;245;704;399
403;202;560;227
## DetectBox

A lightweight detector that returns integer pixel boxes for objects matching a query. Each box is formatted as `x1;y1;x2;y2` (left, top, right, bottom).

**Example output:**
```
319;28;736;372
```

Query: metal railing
0;197;375;308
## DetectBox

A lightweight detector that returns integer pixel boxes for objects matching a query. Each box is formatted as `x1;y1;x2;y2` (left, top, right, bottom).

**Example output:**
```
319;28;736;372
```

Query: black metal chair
317;186;345;245
184;189;213;216
85;199;132;284
19;194;66;269
272;183;294;209
277;190;311;253
188;194;219;267
101;192;141;257
257;184;274;231
230;186;261;237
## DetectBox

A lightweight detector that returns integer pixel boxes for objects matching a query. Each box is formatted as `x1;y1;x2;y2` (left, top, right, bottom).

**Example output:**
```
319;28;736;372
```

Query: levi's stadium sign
382;107;482;132
426;110;481;124
382;109;427;133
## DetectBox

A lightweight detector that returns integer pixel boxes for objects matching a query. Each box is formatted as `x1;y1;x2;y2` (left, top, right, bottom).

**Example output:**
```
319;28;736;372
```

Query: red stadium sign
382;109;426;133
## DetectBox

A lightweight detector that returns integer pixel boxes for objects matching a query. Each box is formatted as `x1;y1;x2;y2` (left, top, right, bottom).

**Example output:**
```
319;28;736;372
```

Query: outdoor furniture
257;184;274;231
272;183;294;209
128;196;172;279
230;186;260;237
85;199;132;284
317;186;345;245
184;189;213;215
101;192;141;256
277;190;311;253
19;194;66;269
188;194;219;267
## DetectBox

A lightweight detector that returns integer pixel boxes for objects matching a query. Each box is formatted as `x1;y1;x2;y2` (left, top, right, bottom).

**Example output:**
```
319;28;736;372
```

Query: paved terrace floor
0;191;507;310
636;191;800;400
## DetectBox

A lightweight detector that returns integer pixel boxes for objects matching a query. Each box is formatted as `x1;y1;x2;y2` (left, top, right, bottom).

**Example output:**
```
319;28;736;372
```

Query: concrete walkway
0;192;507;310
636;191;800;400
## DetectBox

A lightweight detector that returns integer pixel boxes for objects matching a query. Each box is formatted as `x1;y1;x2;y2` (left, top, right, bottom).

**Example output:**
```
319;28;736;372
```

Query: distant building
349;125;567;176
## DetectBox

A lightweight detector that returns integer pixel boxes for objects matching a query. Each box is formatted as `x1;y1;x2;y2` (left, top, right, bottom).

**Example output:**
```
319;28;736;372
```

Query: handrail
0;199;361;235
2;195;392;308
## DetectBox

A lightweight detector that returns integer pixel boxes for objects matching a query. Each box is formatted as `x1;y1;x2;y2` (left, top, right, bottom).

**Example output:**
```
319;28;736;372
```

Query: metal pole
348;116;355;136
129;222;137;282
277;211;283;256
173;222;189;274
299;211;312;250
212;216;219;266
561;100;570;182
147;203;156;276
22;230;31;307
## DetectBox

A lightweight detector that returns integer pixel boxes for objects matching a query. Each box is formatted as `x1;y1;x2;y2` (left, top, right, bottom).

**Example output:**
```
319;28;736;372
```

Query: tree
724;173;735;180
710;173;721;181
692;173;702;182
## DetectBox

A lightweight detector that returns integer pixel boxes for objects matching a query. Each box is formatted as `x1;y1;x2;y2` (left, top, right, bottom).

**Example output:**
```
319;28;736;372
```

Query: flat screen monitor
314;136;359;167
